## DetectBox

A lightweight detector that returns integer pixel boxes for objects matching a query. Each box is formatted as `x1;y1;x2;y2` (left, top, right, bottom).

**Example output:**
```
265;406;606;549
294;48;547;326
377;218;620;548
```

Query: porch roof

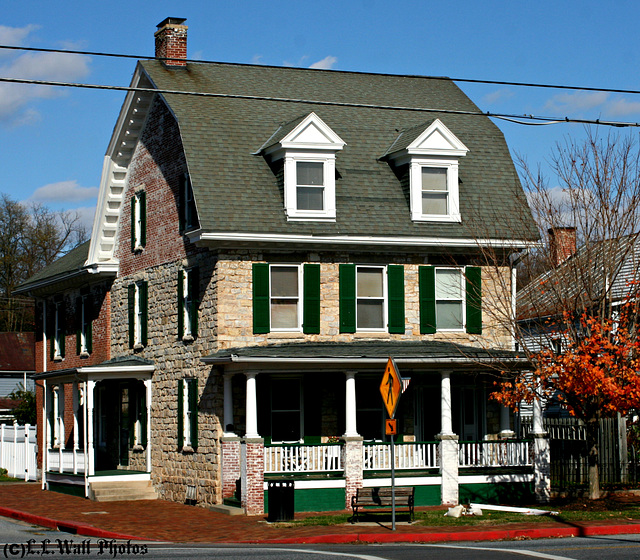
32;356;155;381
202;340;528;369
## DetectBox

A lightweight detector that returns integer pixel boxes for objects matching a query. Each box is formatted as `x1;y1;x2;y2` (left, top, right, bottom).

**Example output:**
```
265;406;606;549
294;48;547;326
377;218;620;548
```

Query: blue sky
2;0;640;232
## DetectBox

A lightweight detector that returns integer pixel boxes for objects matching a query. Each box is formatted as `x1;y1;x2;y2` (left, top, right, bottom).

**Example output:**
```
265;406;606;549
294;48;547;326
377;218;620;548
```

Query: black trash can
267;479;295;522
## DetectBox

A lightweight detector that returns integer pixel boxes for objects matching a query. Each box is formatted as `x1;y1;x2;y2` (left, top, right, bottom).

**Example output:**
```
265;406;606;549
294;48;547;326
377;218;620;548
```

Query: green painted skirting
48;481;86;498
265;487;345;513
459;481;534;504
414;484;441;506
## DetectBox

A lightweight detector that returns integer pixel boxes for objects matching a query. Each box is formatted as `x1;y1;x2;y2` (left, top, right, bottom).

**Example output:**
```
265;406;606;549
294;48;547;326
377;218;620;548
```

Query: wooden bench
350;486;415;522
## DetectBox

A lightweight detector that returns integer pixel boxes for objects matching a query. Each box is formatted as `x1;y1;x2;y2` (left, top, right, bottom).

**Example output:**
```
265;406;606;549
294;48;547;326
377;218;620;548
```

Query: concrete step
89;480;157;502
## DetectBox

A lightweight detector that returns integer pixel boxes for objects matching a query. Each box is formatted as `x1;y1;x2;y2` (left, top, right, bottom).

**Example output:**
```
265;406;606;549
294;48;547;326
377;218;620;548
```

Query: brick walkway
2;483;640;544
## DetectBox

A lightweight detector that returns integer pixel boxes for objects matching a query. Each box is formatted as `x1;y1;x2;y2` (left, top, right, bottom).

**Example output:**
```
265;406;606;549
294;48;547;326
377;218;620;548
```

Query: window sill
412;214;461;223
133;245;145;253
133;343;145;352
182;334;194;344
53;355;63;362
79;351;90;359
132;444;145;452
181;445;195;454
267;332;305;340
353;332;390;338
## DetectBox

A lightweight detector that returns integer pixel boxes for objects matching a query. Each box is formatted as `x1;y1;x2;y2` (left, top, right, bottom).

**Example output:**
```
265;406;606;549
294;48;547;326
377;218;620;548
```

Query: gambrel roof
84;61;537;267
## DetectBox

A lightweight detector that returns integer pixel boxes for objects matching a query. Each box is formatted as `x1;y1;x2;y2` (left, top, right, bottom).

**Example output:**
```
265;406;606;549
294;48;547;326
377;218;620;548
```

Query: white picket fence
363;442;439;470
0;423;37;481
459;440;532;467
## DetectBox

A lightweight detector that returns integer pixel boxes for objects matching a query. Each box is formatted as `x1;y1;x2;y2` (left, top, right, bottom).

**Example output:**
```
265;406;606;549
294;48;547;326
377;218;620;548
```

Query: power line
0;75;638;128
2;43;640;97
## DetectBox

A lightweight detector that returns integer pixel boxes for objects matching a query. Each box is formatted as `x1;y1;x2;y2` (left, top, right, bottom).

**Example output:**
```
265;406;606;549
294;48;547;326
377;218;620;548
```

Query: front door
95;381;131;470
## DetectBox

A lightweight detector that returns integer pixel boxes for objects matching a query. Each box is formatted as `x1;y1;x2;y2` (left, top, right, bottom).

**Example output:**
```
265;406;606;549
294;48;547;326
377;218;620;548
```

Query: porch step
89;480;157;502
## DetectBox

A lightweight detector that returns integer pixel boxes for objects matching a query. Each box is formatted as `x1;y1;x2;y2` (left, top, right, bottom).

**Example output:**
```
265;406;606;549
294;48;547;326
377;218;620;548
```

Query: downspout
41;301;47;490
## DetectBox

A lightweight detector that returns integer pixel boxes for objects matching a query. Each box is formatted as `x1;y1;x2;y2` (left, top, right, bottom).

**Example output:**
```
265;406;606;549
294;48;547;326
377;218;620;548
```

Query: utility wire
1;75;638;128
2;43;640;97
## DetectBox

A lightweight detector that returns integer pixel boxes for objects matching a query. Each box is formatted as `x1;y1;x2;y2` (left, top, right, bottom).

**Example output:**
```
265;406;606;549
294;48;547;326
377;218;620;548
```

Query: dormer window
385;119;468;223
259;112;345;221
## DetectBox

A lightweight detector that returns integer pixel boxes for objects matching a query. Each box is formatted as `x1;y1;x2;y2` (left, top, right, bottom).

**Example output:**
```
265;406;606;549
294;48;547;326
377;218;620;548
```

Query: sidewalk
2;483;640;544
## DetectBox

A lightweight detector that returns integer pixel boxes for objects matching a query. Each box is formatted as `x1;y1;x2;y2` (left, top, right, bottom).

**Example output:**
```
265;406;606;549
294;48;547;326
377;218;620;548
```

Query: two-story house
17;18;543;514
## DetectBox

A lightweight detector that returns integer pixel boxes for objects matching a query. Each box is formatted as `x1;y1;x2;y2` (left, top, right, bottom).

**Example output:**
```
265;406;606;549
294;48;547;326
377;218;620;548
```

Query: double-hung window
178;268;199;340
179;173;198;232
128;281;148;348
76;294;92;356
270;377;302;443
131;190;146;251
419;266;482;334
296;161;325;211
51;301;65;360
421;167;449;216
252;263;320;334
339;264;405;334
178;378;198;451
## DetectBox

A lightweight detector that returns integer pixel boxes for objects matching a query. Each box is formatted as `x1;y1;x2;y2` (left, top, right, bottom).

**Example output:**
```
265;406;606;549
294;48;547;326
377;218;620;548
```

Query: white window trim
182;379;193;448
53;385;64;448
132;191;144;251
284;153;337;221
410;159;461;223
435;267;465;332
53;302;63;360
182;269;193;339
356;265;387;333
134;282;143;347
79;295;89;355
269;264;303;332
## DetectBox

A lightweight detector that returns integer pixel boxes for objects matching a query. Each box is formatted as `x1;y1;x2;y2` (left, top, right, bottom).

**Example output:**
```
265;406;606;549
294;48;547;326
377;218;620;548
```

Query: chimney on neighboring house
548;226;577;266
155;17;188;67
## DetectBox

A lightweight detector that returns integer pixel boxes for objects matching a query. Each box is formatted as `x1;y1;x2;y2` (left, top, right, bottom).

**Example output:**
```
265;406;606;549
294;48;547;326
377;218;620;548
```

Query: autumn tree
0;193;87;331
475;129;640;499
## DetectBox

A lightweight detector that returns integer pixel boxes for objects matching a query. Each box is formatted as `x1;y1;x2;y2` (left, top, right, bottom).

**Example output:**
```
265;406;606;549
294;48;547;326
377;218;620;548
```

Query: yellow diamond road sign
380;357;402;419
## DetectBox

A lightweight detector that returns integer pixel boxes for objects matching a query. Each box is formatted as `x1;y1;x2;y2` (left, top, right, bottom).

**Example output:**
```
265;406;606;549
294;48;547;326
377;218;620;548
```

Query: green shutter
139;191;147;248
419;266;437;334
466;266;483;335
140;281;148;345
177;380;184;450
128;284;135;349
190;267;200;339
252;263;270;334
178;174;186;233
303;263;321;334
76;297;82;355
339;264;356;333
177;270;184;339
130;196;136;252
387;265;405;334
189;378;198;450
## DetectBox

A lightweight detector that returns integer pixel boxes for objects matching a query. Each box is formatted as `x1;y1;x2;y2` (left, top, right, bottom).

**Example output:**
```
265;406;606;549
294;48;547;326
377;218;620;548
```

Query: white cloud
309;56;337;70
74;205;97;234
605;97;640;117
0;24;39;56
482;89;514;105
29;180;99;204
252;55;264;65
0;25;91;126
543;91;609;115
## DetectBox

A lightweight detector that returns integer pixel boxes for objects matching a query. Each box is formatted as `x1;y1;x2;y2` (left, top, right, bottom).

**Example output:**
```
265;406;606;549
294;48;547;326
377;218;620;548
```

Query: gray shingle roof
141;61;538;243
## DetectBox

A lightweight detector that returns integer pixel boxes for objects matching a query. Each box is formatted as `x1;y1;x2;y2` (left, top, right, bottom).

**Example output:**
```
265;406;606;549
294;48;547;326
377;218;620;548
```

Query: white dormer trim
386;119;468;224
264;112;345;222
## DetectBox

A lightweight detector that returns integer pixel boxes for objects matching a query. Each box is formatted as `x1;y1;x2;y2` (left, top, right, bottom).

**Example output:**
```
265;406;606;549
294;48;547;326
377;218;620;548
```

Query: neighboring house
16;18;543;512
0;332;35;423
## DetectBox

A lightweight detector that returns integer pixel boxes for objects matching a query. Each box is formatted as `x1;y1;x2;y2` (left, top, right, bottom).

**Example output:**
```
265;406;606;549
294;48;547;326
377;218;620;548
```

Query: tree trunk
587;418;601;500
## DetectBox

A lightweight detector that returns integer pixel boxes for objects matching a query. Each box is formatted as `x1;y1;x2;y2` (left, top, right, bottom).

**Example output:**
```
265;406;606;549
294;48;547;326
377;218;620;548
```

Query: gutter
202;355;529;365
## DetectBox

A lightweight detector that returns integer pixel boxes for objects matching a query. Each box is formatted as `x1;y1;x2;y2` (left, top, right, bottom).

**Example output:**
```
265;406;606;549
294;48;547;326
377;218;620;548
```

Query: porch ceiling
202;340;529;371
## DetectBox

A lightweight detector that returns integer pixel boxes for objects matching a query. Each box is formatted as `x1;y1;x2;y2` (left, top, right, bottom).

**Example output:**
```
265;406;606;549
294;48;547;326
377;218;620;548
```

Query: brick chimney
548;226;577;266
155;18;188;67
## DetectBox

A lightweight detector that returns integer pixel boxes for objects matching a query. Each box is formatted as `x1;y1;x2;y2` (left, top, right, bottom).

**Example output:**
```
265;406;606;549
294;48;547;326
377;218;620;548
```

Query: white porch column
72;381;79;474
223;373;235;436
438;371;459;506
244;371;260;439
86;380;95;476
532;376;550;503
343;371;359;438
41;379;48;490
144;378;152;473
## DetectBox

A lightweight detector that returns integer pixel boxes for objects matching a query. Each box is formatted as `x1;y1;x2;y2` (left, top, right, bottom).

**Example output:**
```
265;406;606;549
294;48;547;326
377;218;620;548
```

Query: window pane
297;161;324;185
422;193;447;215
271;300;298;329
421;167;447;191
272;379;301;410
357;268;383;297
297;186;324;210
271;267;299;297
357;300;384;329
436;269;462;299
437;301;463;329
272;411;301;441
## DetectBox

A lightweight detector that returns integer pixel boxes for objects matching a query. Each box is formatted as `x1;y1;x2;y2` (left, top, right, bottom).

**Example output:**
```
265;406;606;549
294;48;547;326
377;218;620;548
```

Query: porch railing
47;448;86;474
363;441;439;471
264;444;342;473
459;440;532;468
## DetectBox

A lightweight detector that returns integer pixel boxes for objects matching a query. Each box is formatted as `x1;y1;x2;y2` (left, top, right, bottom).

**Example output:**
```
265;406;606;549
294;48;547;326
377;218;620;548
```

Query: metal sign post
380;357;402;531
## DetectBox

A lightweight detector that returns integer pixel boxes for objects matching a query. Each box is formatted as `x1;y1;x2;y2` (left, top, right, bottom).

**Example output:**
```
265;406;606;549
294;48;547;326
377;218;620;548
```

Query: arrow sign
380;357;402;419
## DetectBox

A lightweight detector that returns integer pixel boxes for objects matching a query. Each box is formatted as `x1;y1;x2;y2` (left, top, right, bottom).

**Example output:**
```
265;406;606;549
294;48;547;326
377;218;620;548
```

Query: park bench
350;486;415;522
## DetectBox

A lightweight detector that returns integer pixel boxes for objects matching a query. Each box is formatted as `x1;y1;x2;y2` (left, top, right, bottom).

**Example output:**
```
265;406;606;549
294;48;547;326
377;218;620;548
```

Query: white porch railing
47;448;86;474
459;440;532;468
264;444;342;473
0;424;37;481
363;442;439;471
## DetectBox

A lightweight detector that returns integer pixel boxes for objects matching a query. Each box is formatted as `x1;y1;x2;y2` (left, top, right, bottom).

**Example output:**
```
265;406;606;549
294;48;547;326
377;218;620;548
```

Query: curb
0;507;143;541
